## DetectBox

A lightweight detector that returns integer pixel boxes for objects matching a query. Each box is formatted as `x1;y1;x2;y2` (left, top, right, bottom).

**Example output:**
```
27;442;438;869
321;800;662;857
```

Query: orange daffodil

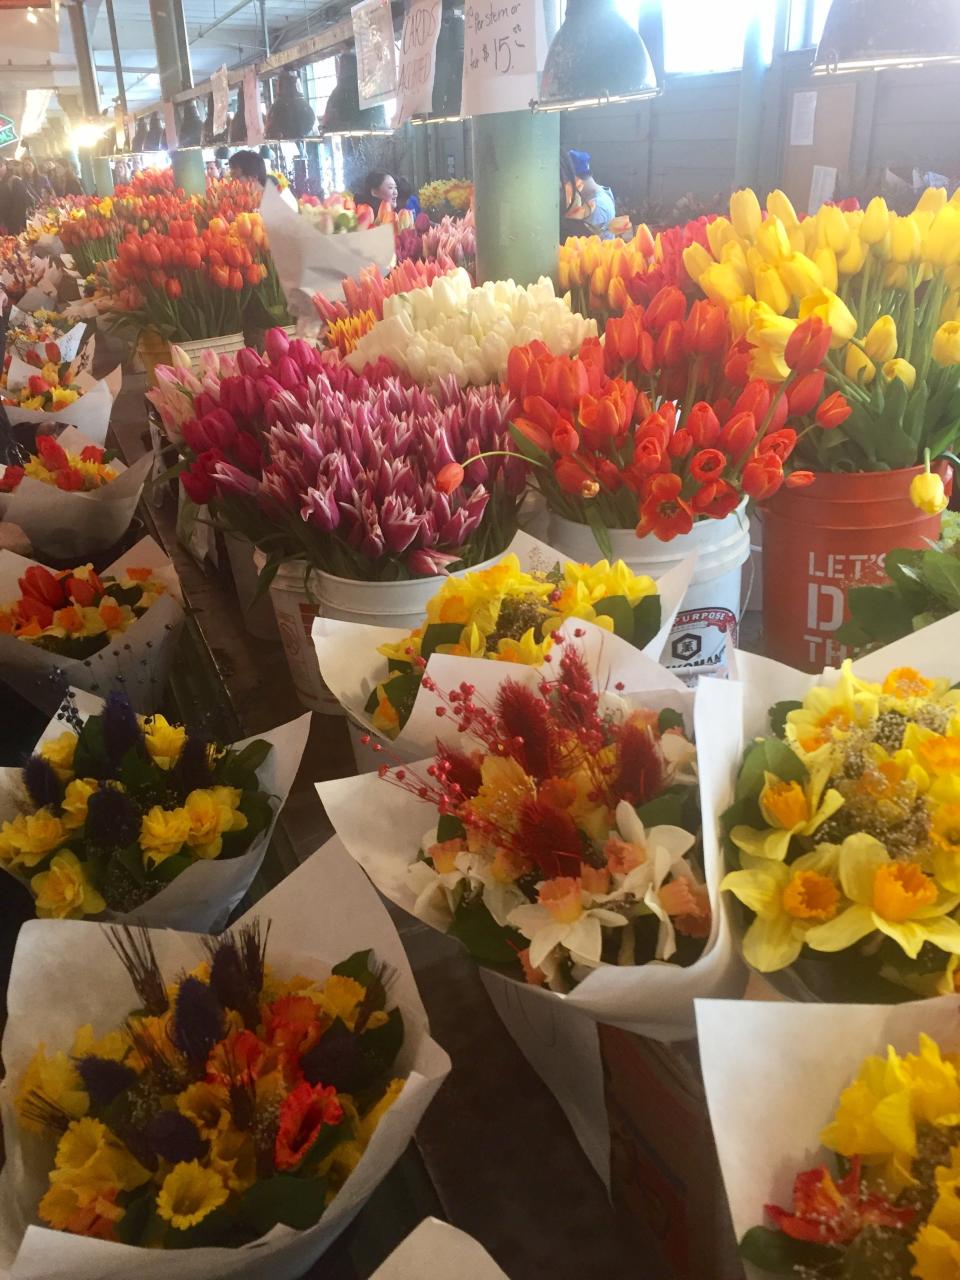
724;661;960;984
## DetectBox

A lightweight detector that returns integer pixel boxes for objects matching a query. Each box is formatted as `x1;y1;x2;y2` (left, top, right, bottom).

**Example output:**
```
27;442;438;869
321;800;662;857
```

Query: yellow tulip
756;216;792;263
911;469;948;515
941;291;960;324
754;264;791;314
581;239;600;275
884;261;908;288
730;188;763;239
557;252;571;291
817;204;851;253
889;214;923;265
699;262;748;305
590;263;610;298
766;189;799;228
787;223;807;254
916;185;948;214
952;187;960;208
720;240;749;272
861;196;891;245
864;315;898;362
745;245;767;276
845;343;876;385
682;241;714;282
728;296;758;340
779;253;824;298
883;358;917;390
813;246;839;293
798;288;858;348
923;205;960;267
706;216;736;259
748;344;791;382
933;320;960;366
838;234;867;276
748;302;797;353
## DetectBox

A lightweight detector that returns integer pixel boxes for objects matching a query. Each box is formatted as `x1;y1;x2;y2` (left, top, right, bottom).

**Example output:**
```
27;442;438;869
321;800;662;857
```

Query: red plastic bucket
761;464;950;671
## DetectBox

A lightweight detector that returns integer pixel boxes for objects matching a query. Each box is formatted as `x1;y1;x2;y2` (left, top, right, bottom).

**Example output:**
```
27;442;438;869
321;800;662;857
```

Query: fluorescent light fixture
533;0;659;112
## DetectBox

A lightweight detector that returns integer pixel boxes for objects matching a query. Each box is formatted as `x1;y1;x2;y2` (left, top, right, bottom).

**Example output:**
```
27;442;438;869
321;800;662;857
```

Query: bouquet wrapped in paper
0;845;450;1278
7;307;86;364
260;182;396;320
319;624;744;1181
0;535;184;712
0;427;153;559
313;531;694;759
698;996;960;1280
2;352;121;445
0;688;310;931
723;614;960;1003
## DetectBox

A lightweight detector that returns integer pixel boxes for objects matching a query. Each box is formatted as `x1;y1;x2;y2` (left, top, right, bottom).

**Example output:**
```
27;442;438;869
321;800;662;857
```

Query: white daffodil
455;851;528;927
508;878;628;972
406;827;469;930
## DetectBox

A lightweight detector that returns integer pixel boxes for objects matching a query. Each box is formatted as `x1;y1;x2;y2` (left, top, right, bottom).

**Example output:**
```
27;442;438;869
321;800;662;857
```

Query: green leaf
117;842;147;884
921;548;960;610
72;714;108;779
632;790;685;828
508;422;551;467
736;738;807;802
769;700;802;738
364;686;381;716
436;812;466;843
657;708;685;734
739;1225;840;1274
846;586;914;644
593;595;635;642
584;503;614;559
839;1226;914;1278
240;1176;327;1235
332;949;377;987
448;892;524;970
632;594;661;649
420;622;465;661
151;852;192;884
225;739;272;779
114;1187;156;1246
359;1006;405;1081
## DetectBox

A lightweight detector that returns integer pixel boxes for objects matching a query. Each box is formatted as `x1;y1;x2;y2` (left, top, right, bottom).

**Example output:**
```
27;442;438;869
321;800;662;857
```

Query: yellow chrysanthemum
139;805;191;864
39;731;77;781
156;1160;229;1230
182;787;247;859
60;778;98;831
32;849;105;919
142;714;187;769
2;809;66;867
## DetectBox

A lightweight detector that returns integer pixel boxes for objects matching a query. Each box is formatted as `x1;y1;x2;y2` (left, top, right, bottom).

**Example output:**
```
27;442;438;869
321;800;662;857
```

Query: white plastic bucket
316;559;497;629
547;503;750;678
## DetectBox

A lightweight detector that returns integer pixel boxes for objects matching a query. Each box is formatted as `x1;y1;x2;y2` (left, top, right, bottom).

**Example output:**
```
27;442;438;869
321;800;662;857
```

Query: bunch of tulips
505;285;851;544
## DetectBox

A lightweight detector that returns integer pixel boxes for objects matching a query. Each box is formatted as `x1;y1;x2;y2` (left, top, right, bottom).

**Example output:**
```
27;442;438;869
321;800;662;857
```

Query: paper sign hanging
460;0;545;117
393;0;442;126
162;100;178;149
352;0;398;108
243;65;264;144
211;63;230;134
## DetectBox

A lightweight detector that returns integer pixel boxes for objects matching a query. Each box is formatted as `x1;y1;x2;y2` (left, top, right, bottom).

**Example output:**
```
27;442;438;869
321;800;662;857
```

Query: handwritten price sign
393;0;442;126
461;0;545;117
352;0;398;108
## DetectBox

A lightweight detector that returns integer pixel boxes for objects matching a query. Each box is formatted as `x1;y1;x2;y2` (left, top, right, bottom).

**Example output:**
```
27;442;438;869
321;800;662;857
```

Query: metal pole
734;12;766;190
104;0;127;115
259;0;272;105
66;2;114;196
472;110;559;286
148;0;205;195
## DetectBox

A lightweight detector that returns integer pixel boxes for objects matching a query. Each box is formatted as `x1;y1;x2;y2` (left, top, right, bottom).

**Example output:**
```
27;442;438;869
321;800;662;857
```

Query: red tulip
643;286;686;334
786;470;816;488
636;472;694;540
787;369;826;417
816;392;853;429
742;453;784;500
684;300;728;358
266;327;291;364
18;565;66;609
689;448;727;483
718;410;757;457
686;402;721;447
785;316;832;374
436;462;465;494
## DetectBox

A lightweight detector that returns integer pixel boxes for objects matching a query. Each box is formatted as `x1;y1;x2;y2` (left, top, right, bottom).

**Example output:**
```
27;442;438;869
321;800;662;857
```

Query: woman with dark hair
228;149;268;188
361;170;398;211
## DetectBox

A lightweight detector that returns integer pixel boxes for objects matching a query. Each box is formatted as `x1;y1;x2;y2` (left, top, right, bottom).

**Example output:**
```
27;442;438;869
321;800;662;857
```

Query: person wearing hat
564;149;617;239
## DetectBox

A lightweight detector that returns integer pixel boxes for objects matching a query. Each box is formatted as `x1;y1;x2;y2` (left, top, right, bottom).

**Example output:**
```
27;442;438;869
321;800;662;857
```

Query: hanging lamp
322;51;387;133
535;0;659;110
144;111;163;150
229;82;247;143
131;115;149;151
178;98;203;146
814;0;960;74
264;69;315;138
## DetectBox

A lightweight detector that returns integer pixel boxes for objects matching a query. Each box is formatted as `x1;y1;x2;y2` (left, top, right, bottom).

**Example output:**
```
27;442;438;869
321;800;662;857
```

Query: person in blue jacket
565;149;617;239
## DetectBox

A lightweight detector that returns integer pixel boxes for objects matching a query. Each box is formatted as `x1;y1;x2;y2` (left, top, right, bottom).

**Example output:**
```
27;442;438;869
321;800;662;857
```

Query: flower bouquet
297;192;378;233
1;352;120;444
0;428;153;560
7;306;87;364
312;531;694;758
319;638;743;1179
418;179;474;220
723;615;960;1002
0;845;449;1277
0;536;183;712
260;182;396;320
312;258;460;357
345;268;597;389
697;996;960;1280
0;687;310;930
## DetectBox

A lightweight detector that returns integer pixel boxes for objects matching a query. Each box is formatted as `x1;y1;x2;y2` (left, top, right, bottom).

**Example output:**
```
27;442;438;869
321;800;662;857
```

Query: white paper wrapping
696;995;960;1276
0;535;184;713
260;183;397;319
0;839;451;1280
0;427;153;560
8;321;86;365
312;532;696;765
318;656;747;1184
371;1220;508;1280
0;688;312;932
2;362;121;445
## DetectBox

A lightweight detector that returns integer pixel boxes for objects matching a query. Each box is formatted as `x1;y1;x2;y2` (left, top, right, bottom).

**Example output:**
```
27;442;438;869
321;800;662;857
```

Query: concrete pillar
93;156;115;195
472;110;559;286
148;0;204;194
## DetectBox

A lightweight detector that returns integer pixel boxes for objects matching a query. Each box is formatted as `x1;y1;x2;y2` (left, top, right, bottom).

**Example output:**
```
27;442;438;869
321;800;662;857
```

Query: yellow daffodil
71;1024;129;1063
803;833;960;960
316;974;368;1028
142;714;187;769
177;1081;232;1139
15;1046;88;1134
38;731;77;781
156;1160;229;1230
54;1116;150;1193
721;845;843;971
786;662;880;755
370;691;401;737
798;288;858;347
913;1222;960;1277
357;1078;405;1146
466;755;535;835
31;850;105;919
729;753;844;861
494;629;550;664
38;1182;125;1235
139;805;191;864
60;778;98;831
182;787;247;859
208;1129;257;1194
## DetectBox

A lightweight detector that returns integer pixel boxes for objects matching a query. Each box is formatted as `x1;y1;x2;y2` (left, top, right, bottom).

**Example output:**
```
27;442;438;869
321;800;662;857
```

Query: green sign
0;115;17;148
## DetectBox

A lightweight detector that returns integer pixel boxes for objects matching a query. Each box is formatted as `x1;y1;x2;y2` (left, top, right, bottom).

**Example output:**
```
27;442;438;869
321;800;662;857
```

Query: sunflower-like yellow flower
156;1160;229;1230
912;1147;960;1277
142;714;187;769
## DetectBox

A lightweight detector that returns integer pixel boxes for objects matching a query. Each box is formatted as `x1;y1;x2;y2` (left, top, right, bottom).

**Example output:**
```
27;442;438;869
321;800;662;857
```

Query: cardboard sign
243;65;264;144
211;63;230;134
460;0;545;117
393;0;442;126
352;0;398;107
